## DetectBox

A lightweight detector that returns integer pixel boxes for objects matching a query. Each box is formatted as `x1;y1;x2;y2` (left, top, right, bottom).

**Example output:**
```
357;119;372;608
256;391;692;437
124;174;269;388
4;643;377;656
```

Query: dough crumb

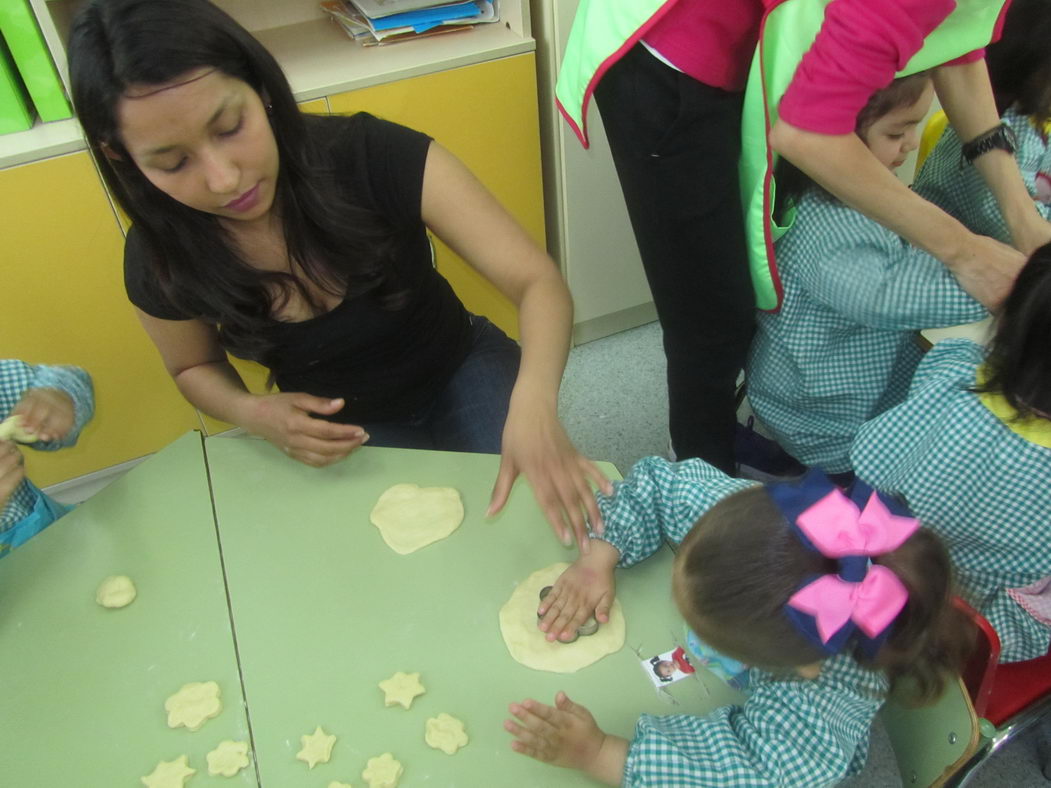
362;753;403;788
296;725;337;769
424;713;469;754
378;671;426;710
206;739;250;777
141;755;195;787
96;575;137;608
165;681;222;731
369;484;464;554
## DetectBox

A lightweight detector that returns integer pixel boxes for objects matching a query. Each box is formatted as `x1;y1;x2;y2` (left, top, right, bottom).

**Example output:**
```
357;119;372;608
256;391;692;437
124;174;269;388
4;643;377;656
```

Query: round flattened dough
369;484;464;555
499;563;626;673
96;575;137;608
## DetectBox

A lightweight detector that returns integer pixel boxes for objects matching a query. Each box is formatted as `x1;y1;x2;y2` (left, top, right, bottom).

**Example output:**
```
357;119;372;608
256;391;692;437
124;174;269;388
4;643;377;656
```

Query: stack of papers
321;0;498;46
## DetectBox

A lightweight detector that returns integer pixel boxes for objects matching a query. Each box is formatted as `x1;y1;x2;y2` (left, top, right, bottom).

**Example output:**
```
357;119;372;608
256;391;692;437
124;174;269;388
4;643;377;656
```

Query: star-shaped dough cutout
378;671;425;710
362;753;403;788
424;712;469;755
296;725;337;769
165;681;222;731
207;739;251;777
141;755;196;788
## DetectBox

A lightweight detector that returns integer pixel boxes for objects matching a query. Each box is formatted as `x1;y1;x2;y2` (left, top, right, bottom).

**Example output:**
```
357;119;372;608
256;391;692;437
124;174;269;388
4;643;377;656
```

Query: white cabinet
530;0;654;344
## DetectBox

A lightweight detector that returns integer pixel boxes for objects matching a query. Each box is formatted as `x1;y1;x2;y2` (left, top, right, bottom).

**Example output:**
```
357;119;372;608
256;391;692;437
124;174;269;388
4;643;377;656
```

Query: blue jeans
361;316;521;453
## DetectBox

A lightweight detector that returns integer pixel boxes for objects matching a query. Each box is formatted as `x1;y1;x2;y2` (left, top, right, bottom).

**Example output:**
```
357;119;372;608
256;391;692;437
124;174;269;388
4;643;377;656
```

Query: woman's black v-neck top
124;112;473;423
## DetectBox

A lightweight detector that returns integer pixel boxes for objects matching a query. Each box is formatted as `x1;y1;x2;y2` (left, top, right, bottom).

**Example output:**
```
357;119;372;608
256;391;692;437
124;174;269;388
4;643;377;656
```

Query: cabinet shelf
3;0;532;167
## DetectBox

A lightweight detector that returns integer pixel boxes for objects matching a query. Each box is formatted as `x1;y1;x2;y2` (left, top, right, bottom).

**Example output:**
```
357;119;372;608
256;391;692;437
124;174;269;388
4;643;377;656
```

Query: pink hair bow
772;473;920;652
795;489;919;558
788;566;909;643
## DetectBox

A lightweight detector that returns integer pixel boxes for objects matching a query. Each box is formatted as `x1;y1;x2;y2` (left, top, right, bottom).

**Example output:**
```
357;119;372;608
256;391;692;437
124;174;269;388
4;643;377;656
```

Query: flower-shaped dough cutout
165;681;222;731
378;671;425;710
362;753;403;788
296;725;337;769
207;739;250;777
328;783;355;788
424;712;469;754
141;755;196;788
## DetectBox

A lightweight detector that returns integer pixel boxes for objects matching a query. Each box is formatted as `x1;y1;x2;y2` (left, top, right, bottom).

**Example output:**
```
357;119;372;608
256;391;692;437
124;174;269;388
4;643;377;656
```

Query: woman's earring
265;102;274;116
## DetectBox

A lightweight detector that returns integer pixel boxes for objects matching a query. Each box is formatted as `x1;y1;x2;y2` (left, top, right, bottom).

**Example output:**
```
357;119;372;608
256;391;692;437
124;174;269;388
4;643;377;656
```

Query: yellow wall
1;152;200;486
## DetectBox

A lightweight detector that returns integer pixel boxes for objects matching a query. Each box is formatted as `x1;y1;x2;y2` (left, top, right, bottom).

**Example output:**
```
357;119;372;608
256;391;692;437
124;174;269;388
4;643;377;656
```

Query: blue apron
0;480;72;558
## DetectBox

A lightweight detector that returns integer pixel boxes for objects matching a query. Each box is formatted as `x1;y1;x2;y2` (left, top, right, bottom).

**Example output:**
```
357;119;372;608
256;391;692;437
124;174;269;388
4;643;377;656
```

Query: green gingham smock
595;457;889;786
852;339;1051;663
745;192;988;473
1;361;94;533
913;107;1051;242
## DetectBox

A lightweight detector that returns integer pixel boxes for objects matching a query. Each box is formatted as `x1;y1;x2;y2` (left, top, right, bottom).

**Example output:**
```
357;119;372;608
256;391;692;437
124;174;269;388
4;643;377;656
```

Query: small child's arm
1;362;94;449
0;440;26;513
538;459;755;642
505;692;629;786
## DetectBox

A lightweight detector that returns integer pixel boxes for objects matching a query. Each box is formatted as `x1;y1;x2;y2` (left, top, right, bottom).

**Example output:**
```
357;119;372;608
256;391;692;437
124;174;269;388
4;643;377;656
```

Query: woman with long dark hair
68;0;610;550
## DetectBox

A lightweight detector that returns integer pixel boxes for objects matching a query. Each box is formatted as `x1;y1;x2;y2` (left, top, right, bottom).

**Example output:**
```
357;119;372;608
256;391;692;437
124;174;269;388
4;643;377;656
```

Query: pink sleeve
778;0;956;134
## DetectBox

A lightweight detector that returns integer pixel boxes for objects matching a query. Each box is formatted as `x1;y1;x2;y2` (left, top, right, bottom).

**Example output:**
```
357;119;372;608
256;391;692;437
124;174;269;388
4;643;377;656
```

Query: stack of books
321;0;498;46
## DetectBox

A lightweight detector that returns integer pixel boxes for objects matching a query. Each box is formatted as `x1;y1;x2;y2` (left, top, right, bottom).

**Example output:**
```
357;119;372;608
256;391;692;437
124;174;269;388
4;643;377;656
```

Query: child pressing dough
512;458;972;786
0;361;94;557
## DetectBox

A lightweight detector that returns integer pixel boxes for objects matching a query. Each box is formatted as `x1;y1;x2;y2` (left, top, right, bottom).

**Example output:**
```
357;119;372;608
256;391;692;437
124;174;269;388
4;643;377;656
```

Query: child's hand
505;692;628;786
538;539;619;642
0;441;26;510
13;388;76;442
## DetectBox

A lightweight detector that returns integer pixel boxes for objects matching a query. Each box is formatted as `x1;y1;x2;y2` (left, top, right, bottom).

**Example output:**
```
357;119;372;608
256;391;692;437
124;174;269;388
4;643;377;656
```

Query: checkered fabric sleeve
594;457;756;567
0;360;95;450
852;340;1051;662
1;361;94;530
794;198;987;331
914;108;1051;242
623;653;888;786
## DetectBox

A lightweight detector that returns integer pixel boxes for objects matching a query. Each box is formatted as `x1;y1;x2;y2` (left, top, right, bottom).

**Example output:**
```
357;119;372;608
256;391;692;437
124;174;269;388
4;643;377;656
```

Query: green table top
0;432;253;787
205;434;741;787
2;432;743;787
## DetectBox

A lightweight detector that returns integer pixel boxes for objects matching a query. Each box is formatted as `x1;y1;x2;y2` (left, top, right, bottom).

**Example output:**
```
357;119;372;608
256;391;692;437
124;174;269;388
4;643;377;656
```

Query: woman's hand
488;398;612;553
538;539;620;642
13;388;76;443
244;393;369;467
505;692;628;786
0;441;26;511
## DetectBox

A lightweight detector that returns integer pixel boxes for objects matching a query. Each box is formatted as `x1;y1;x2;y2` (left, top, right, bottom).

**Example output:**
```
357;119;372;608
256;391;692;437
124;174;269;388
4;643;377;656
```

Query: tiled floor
561;321;1050;787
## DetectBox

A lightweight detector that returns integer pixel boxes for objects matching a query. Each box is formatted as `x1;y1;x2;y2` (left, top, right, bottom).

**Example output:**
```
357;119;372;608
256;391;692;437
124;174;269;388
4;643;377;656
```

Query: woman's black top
124;113;474;423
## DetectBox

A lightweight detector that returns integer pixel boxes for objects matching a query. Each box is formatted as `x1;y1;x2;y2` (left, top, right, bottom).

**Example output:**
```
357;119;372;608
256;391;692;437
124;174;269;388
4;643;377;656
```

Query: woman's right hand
946;233;1026;310
537;539;620;642
0;441;26;510
245;393;368;467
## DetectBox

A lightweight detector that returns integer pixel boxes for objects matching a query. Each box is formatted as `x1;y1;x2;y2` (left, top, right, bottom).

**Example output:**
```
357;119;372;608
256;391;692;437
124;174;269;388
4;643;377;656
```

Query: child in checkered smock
505;457;972;786
746;74;988;475
0;361;94;558
853;245;1051;663
914;0;1051;245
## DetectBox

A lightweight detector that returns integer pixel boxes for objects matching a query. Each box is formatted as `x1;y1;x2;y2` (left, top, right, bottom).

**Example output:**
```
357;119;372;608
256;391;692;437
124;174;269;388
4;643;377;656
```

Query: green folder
0;0;71;122
0;36;33;134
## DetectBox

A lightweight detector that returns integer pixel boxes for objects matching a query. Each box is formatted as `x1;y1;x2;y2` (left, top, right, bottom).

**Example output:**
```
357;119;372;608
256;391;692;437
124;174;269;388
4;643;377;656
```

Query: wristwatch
961;123;1017;166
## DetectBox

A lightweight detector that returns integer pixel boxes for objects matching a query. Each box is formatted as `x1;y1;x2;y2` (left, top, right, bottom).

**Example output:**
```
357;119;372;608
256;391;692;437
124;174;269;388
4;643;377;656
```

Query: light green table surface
0;432;253;787
205;434;741;787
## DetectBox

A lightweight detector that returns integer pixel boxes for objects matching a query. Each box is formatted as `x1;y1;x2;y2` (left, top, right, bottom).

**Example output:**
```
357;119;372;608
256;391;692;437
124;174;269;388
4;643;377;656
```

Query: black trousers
595;44;755;474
